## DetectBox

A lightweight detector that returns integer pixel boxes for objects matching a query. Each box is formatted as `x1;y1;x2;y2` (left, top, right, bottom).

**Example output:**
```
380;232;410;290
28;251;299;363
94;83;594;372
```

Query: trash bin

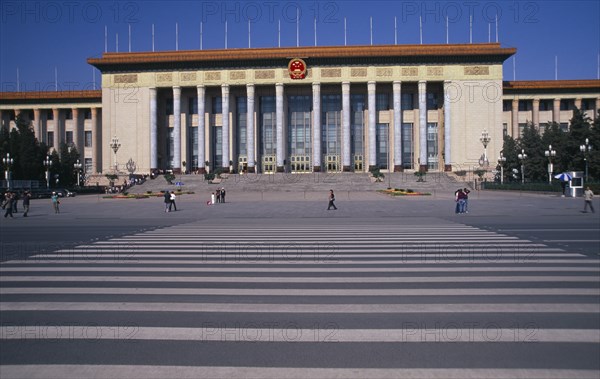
567;171;584;197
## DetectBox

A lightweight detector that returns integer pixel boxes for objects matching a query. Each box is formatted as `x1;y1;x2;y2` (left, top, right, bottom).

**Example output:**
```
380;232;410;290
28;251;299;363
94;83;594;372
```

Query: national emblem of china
288;58;307;79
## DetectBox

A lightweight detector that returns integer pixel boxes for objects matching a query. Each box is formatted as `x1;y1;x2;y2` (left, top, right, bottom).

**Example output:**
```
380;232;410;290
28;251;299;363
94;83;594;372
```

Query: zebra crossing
1;221;599;378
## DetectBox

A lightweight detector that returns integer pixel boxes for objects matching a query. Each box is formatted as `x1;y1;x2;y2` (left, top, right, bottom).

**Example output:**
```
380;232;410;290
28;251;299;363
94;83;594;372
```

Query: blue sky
1;0;599;92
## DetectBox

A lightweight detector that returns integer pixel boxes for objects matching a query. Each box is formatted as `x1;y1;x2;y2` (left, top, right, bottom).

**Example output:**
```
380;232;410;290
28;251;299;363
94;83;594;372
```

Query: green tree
542;122;567;176
499;134;520;183
518;122;545;182
0;114;48;183
58;143;80;188
565;108;592;172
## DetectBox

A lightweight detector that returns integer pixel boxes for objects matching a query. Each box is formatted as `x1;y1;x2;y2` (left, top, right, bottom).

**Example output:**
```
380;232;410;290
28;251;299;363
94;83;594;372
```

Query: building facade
1;43;599;177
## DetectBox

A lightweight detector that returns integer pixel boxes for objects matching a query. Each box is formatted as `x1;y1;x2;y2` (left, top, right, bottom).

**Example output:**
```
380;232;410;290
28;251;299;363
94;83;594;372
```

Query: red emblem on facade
288;58;307;79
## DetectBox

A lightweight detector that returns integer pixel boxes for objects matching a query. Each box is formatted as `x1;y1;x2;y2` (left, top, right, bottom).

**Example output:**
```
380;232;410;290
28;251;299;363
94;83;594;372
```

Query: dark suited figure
3;193;14;218
327;190;337;210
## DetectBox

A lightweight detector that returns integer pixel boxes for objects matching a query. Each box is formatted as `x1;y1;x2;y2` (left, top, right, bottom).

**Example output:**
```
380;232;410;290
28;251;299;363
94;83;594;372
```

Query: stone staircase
129;171;471;195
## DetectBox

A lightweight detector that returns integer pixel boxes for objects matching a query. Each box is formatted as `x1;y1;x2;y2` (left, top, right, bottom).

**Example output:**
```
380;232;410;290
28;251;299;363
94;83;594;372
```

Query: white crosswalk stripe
1;221;599;378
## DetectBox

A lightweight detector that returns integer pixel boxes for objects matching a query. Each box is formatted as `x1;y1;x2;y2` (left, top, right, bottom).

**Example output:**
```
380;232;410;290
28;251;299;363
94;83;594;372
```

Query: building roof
87;43;516;72
0;90;102;105
503;80;600;95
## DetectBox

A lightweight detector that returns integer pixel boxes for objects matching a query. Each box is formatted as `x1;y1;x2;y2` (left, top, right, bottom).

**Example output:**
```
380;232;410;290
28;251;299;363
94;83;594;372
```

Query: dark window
165;99;173;115
84;109;92;119
376;93;389;111
189;97;198;114
560;99;573;111
503;123;508;137
503;101;512;112
539;100;552;111
426;93;439;110
212;97;222;114
66;131;73;144
84;131;92;147
518;100;532;111
401;93;413;110
65;109;73;120
47;110;54;120
47;132;54;147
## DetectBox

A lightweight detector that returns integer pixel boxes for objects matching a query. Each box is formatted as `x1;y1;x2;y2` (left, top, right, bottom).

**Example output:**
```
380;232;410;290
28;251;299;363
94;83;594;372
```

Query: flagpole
296;8;299;47
225;20;228;48
128;24;131;52
394;16;397;45
344;17;347;46
495;14;499;43
248;19;251;48
488;23;491;43
370;16;373;45
16;67;19;92
176;22;179;51
446;16;448;44
469;14;472;43
116;33;119;52
92;66;96;90
513;56;516;81
419;16;422;44
152;24;155;52
200;22;203;50
555;56;558;80
55;67;58;91
104;25;107;53
278;19;281;47
314;16;317;46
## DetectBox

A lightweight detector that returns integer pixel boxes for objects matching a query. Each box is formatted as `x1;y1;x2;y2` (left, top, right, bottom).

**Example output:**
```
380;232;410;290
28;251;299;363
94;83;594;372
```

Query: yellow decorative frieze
351;68;367;77
321;68;342;78
230;71;246;80
205;72;221;81
156;73;173;82
427;67;443;76
180;72;197;81
255;70;275;80
376;68;393;77
402;67;419;76
113;74;138;84
464;66;490;75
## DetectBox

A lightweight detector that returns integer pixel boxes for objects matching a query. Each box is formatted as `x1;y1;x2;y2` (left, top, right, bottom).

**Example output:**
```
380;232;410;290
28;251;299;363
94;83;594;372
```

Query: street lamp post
3;153;14;190
43;155;52;188
110;136;121;173
73;159;82;187
580;138;592;182
518;149;527;184
497;152;506;185
544;144;556;184
479;130;491;167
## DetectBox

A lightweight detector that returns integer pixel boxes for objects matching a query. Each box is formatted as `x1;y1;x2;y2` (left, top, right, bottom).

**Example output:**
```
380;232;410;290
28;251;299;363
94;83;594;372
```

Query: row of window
7;108;94;121
45;130;93;148
164;93;441;116
502;99;597;112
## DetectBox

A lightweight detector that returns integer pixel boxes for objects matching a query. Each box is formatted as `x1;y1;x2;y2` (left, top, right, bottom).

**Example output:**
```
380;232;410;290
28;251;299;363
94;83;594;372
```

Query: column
342;82;351;171
418;80;427;171
532;98;540;128
196;85;205;173
312;82;322;171
221;84;230;170
173;86;181;172
275;83;284;171
367;81;376;170
33;108;41;141
72;108;83;159
246;84;255;173
443;80;452;171
393;81;402;172
91;107;100;173
511;99;519;137
53;108;60;151
149;87;157;171
553;98;560;124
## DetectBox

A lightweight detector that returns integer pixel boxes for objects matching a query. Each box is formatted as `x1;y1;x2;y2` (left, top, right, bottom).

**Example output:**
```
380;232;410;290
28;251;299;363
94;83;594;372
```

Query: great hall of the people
1;43;599;176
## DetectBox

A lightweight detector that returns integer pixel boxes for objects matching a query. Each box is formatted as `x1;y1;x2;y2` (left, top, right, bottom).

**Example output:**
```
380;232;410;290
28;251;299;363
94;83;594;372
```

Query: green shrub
204;173;216;181
164;173;175;184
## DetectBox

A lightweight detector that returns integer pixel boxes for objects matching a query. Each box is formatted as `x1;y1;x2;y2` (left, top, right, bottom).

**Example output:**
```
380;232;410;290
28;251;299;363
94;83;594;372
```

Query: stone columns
393;81;403;172
312;82;322;171
275;83;284;171
72;108;82;159
52;108;60;151
33;108;41;141
367;81;376;170
418;80;427;171
246;83;256;173
173;86;181;172
149;87;157;171
511;99;519;137
532;98;540;128
443;80;452;171
553;98;561;124
91;107;100;173
196;85;205;173
341;82;351;172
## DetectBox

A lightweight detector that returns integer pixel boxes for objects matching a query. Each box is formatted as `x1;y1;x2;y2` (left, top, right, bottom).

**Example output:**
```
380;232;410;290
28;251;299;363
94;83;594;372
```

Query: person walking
3;192;14;218
221;187;226;203
22;191;31;217
462;187;471;213
169;191;177;211
51;192;60;214
327;189;337;210
583;187;595;213
454;188;462;214
163;191;171;212
216;188;221;203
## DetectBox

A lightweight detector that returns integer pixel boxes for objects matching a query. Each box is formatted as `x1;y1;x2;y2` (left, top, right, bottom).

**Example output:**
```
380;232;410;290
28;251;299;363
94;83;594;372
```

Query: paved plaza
0;190;599;378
